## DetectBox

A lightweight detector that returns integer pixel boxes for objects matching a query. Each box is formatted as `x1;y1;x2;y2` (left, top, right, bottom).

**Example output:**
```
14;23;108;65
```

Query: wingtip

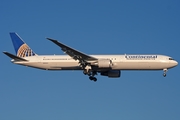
46;38;53;41
3;51;7;54
46;38;57;42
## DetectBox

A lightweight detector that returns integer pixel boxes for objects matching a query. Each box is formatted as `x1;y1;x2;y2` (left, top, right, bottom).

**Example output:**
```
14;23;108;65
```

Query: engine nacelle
97;59;112;68
101;70;121;78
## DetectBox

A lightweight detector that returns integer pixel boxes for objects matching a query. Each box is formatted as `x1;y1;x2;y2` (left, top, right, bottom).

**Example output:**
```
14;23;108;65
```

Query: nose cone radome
175;60;178;66
171;60;178;67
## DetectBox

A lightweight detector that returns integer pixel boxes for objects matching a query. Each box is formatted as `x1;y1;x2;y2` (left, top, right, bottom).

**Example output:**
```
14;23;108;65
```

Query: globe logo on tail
17;44;35;57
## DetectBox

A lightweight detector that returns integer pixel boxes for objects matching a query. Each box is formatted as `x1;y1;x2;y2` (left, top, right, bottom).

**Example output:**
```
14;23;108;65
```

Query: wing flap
3;51;28;61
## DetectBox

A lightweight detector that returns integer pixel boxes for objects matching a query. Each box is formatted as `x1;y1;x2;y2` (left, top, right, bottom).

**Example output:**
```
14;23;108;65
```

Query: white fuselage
12;54;178;71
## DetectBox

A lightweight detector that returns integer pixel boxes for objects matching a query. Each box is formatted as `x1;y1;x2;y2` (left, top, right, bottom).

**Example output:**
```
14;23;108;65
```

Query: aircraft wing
47;38;98;61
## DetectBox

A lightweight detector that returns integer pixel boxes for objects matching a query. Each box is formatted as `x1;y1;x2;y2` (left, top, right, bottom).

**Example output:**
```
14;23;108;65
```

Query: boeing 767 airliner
3;33;178;81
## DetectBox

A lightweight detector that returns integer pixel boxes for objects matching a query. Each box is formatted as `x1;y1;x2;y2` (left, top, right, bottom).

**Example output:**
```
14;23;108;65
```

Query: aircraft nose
174;60;178;66
171;60;178;67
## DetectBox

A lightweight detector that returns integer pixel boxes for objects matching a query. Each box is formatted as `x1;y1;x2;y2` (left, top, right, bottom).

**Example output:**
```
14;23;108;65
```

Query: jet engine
97;59;113;68
100;70;121;78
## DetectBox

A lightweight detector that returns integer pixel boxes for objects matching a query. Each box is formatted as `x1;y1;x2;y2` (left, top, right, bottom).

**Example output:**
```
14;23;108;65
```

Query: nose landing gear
163;69;167;77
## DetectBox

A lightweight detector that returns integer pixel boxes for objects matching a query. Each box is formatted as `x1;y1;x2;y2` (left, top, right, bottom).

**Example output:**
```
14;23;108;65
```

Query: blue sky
1;0;180;120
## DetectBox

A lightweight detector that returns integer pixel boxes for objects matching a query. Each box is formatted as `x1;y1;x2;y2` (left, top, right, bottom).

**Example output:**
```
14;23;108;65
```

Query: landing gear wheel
89;76;97;82
93;77;97;82
163;73;166;77
89;76;93;80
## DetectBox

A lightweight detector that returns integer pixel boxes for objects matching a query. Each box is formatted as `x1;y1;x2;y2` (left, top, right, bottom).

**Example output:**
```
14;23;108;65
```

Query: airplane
3;32;178;82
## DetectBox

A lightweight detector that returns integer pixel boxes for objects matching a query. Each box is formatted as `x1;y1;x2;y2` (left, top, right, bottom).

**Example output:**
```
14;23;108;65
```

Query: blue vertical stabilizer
9;32;36;57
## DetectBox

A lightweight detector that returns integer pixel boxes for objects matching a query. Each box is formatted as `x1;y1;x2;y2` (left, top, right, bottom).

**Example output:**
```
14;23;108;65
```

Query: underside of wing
47;38;98;61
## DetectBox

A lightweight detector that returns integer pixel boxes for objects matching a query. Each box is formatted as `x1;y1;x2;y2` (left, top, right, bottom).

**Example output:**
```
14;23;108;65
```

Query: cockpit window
169;58;174;60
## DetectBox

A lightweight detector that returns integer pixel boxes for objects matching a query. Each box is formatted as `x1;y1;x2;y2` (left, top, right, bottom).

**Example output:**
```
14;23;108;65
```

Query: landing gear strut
83;65;92;75
163;69;167;77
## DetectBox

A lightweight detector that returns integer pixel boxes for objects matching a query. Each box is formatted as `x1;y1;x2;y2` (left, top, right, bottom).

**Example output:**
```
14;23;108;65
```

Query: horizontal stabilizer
3;51;28;61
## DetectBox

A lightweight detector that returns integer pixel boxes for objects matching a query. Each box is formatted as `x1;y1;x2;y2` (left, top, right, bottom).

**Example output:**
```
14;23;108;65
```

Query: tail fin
10;32;37;57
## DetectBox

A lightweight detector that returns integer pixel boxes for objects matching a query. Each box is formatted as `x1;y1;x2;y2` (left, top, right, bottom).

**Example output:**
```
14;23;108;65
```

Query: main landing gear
163;68;167;77
89;76;97;82
83;65;97;82
87;70;97;82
